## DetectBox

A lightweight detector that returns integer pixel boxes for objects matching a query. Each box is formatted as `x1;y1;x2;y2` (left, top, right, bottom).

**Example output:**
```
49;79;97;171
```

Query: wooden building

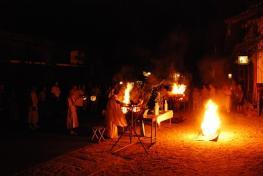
225;2;263;104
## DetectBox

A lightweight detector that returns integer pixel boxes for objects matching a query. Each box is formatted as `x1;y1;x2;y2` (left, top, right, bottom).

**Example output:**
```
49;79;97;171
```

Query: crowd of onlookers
0;81;110;134
192;82;244;113
0;79;249;136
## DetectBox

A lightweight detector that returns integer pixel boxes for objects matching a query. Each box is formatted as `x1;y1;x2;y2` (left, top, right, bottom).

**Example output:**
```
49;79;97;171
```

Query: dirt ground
15;111;263;176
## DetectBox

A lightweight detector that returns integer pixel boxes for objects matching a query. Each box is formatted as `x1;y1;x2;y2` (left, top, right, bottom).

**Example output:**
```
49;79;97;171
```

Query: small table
144;110;173;126
143;110;173;144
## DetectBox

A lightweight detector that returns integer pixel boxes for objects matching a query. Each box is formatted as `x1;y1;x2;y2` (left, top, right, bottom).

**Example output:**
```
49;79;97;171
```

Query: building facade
225;2;263;104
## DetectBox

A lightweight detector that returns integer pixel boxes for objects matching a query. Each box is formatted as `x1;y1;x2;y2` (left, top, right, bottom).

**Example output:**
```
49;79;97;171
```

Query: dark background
0;0;257;83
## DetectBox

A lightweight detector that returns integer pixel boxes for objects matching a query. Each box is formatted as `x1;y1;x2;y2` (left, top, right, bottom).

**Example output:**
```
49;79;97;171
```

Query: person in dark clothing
147;87;160;111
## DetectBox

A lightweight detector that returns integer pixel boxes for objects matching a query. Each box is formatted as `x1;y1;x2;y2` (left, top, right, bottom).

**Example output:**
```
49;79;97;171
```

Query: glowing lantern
174;73;180;79
228;73;232;79
201;99;221;140
90;95;96;102
143;71;151;77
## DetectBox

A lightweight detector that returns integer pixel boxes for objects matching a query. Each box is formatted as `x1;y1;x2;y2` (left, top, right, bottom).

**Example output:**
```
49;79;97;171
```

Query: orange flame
122;82;134;113
201;99;221;140
171;83;186;95
123;82;133;104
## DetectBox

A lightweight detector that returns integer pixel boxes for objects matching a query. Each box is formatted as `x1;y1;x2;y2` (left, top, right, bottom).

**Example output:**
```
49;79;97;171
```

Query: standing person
39;86;47;102
236;84;244;113
50;82;62;125
147;87;160;112
105;87;127;139
192;87;200;111
38;86;47;127
66;86;79;135
231;82;237;112
7;88;19;123
28;87;39;130
0;84;8;120
90;85;100;114
223;85;232;113
51;82;61;100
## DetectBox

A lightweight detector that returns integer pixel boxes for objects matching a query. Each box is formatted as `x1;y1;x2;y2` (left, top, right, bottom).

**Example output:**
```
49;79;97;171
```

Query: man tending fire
105;84;127;139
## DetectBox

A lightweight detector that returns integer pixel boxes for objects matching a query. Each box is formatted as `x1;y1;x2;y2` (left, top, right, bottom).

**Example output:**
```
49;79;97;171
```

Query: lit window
238;56;249;65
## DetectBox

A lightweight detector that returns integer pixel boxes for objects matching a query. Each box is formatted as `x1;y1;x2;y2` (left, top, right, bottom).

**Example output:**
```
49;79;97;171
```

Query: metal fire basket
110;104;149;154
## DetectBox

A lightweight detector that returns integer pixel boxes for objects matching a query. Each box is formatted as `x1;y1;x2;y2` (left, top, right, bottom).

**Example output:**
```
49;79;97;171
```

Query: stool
91;126;106;143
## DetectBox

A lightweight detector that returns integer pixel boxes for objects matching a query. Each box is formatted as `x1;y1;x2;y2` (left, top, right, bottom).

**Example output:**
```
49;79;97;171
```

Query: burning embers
200;99;221;141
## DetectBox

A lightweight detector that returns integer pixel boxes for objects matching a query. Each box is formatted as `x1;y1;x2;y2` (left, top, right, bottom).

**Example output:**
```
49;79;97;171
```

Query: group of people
28;82;64;130
28;83;90;135
104;80;165;139
0;79;248;140
0;81;106;135
192;83;244;113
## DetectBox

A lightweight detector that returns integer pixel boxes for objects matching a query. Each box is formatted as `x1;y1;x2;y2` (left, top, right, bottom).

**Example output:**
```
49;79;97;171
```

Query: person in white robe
28;87;39;129
105;88;127;139
66;86;79;135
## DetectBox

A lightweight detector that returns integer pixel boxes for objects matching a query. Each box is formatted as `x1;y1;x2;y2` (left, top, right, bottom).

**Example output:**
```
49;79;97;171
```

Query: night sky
0;0;254;74
0;1;250;42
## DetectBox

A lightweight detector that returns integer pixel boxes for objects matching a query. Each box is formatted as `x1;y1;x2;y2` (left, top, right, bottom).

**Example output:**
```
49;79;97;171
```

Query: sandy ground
15;111;263;176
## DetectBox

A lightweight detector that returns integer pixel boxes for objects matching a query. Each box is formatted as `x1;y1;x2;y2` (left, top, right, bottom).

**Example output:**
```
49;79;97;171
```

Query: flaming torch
169;83;187;102
171;83;186;95
121;82;134;114
200;99;221;141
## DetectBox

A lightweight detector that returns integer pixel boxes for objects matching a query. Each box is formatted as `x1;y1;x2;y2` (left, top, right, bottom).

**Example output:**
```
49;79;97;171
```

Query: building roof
225;2;263;24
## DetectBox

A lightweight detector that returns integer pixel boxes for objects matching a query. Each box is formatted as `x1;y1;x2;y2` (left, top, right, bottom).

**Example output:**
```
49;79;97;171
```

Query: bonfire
200;99;221;141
